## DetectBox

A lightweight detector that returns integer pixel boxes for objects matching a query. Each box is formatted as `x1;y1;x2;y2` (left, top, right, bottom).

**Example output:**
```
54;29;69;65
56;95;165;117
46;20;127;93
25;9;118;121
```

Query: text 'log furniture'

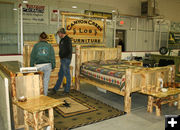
75;45;178;114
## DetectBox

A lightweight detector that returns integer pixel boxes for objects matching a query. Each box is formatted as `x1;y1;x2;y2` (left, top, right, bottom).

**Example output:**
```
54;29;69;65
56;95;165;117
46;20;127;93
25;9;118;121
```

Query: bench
141;88;180;116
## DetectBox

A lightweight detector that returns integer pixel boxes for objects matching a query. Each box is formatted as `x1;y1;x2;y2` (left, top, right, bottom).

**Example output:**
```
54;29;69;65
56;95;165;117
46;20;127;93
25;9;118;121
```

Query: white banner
22;4;48;24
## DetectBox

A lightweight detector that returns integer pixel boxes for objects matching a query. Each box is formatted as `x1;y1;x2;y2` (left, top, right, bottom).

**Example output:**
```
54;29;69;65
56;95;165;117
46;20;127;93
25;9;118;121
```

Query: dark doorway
116;29;126;52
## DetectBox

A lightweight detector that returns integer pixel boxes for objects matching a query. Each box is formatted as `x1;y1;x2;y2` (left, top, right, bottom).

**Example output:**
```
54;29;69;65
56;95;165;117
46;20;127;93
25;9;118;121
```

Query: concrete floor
73;83;180;130
19;82;180;130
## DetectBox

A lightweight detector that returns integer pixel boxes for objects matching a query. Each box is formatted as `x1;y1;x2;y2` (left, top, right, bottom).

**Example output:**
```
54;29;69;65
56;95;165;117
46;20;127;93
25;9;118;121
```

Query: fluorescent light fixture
72;6;77;9
112;10;116;13
23;0;28;4
13;8;17;11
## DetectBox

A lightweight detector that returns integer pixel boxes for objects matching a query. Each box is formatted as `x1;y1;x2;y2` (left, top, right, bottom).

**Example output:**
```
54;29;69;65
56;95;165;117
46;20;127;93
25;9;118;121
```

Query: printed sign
22;4;48;24
66;18;104;44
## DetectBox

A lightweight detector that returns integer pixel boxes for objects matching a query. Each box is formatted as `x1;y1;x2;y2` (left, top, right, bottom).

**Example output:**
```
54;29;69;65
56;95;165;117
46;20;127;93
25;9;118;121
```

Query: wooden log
140;73;146;92
103;18;106;45
156;72;161;93
172;65;176;83
24;110;29;130
124;69;132;113
155;105;161;116
75;45;81;90
178;94;180;109
147;96;153;113
33;112;38;130
80;76;125;96
39;111;44;130
70;66;74;89
169;96;174;106
62;14;65;28
13;104;18;129
49;108;54;130
117;45;122;62
39;72;44;95
11;73;16;101
61;12;107;19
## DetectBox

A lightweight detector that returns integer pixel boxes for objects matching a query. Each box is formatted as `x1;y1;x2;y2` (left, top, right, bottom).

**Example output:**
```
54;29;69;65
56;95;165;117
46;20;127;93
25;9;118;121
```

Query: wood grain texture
75;45;81;90
80;76;125;96
147;96;153;113
178;94;180;109
141;88;180;98
14;95;63;113
124;69;132;113
48;108;54;130
61;12;107;19
33;112;38;130
24;110;29;130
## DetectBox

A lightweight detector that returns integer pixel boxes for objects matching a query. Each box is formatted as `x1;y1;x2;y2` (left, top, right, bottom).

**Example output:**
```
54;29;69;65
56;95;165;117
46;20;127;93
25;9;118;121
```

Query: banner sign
66;18;104;44
22;4;48;24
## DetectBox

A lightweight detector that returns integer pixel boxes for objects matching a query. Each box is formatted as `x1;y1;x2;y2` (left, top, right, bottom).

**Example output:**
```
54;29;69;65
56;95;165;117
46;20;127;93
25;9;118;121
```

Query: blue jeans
54;58;71;92
36;63;52;96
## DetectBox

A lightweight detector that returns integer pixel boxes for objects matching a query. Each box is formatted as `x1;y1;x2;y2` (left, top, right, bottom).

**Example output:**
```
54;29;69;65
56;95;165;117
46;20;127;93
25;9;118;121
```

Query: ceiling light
23;0;28;4
112;10;116;13
72;6;77;9
13;8;17;11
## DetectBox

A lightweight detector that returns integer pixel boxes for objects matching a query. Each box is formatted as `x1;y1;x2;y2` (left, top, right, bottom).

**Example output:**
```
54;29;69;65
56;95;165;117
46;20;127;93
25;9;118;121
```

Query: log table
145;88;180;116
13;95;63;130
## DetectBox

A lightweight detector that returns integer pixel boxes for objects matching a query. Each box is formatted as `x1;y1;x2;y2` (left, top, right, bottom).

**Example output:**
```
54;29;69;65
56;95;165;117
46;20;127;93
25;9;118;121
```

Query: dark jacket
59;35;72;60
30;41;56;69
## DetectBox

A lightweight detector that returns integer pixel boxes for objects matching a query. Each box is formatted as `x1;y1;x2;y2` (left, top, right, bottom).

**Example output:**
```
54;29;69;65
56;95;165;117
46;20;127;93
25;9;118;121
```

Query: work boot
49;89;56;95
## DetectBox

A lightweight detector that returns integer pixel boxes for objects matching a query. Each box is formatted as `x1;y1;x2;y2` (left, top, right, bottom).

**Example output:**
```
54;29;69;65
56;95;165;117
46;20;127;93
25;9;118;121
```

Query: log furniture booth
75;45;180;115
0;61;63;130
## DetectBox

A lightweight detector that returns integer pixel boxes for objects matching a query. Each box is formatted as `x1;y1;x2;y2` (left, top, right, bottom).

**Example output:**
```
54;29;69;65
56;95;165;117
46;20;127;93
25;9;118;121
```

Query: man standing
51;28;72;95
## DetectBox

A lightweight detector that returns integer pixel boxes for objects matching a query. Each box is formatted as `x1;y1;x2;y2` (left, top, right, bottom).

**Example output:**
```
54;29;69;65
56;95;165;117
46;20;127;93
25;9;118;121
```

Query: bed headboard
76;45;122;64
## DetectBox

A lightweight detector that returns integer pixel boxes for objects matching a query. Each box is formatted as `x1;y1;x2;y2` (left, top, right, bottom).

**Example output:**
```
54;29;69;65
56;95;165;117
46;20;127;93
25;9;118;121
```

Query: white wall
0;0;179;54
1;0;179;22
0;55;23;62
157;0;180;22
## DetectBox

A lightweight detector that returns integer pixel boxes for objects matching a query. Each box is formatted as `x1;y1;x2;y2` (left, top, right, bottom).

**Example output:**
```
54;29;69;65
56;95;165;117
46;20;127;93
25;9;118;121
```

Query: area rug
55;96;96;117
49;90;126;130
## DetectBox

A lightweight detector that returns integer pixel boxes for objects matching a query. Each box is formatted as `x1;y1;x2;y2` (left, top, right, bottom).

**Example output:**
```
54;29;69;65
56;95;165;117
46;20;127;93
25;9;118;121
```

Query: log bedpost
117;45;122;62
124;68;132;113
178;94;180;109
75;45;81;90
38;72;44;95
147;96;153;113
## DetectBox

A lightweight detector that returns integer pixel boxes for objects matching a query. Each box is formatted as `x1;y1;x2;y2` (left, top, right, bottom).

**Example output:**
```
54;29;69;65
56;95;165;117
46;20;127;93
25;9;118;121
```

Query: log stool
147;88;180;116
13;95;63;130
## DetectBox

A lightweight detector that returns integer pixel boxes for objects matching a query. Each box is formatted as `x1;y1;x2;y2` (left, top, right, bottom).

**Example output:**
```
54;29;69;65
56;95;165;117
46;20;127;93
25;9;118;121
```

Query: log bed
75;45;176;113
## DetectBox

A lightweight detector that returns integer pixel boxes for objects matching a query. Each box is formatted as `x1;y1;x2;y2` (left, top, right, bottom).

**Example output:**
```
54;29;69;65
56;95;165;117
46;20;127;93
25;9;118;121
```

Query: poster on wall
49;9;60;25
66;18;104;44
49;8;71;25
21;4;48;24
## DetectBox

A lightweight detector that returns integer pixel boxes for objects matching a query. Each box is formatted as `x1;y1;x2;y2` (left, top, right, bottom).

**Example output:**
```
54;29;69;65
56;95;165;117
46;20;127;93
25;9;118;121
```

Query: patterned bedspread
80;60;142;91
